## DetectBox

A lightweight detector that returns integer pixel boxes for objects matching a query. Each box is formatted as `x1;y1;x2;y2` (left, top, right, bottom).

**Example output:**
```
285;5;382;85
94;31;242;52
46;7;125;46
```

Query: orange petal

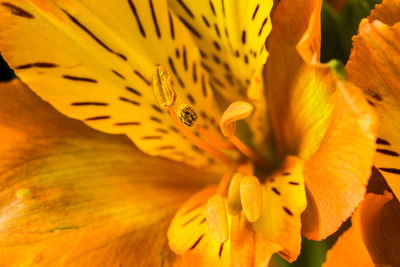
325;193;400;266
347;18;400;199
324;198;374;267
360;193;400;266
267;0;377;240
0;79;217;266
368;0;400;26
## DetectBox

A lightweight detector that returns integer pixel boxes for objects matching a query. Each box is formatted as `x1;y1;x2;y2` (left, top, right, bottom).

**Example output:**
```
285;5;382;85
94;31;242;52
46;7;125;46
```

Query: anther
152;66;175;107
206;194;229;243
240;175;263;222
177;104;198;127
227;173;242;215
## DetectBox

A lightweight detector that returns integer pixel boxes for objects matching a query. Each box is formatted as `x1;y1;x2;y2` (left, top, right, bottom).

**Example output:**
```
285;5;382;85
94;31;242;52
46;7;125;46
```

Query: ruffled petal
0;0;224;168
347;15;400;199
267;0;377;240
369;0;400;26
0;79;216;266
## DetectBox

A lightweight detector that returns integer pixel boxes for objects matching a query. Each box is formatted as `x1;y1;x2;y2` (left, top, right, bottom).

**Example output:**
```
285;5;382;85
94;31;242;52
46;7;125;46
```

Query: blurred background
0;0;383;266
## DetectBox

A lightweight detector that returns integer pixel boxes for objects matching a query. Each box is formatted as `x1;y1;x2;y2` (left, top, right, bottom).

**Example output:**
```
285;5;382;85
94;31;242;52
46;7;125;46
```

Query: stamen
168;106;233;165
216;164;237;195
206;194;229;243
152;66;175;107
220;101;269;166
197;125;237;151
240;175;263;222
177;104;198;127
230;136;268;166
227;173;242;215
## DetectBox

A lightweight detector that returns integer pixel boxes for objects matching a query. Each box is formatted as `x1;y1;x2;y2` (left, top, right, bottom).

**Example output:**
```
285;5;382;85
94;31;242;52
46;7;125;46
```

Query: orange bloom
325;1;400;265
0;0;376;265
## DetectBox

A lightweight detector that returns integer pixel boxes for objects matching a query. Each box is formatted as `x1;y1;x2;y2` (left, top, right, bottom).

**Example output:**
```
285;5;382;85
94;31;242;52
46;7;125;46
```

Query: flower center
153;65;266;243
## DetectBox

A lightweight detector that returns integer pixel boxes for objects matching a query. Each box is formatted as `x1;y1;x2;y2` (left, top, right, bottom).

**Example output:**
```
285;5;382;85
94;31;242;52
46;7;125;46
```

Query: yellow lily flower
325;1;400;265
0;0;377;266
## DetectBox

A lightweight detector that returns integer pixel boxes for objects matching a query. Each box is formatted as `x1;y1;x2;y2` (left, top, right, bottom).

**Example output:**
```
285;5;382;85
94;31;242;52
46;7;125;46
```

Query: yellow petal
347;17;400;199
0;0;224;168
0;79;217;266
167;0;273;101
168;186;232;266
168;186;279;267
253;156;307;262
267;0;377;240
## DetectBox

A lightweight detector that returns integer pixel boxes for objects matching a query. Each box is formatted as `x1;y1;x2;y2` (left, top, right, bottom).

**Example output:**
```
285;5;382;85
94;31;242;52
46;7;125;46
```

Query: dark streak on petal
219;243;224;258
376;149;399;157
71;102;108;106
155;145;175;150
283;206;293;216
141;135;162;140
114;121;141;126
168;11;175;40
176;0;195;18
149;0;161;38
288;181;299;185
252;4;259;20
1;3;34;18
189;234;204;250
379;167;400;175
85;115;111;121
202;15;210;28
152;104;164;113
150;116;163;123
376;138;391;146
178;16;202;39
134;70;151;85
119;96;140;106
271;187;281;195
209;0;216;16
16;62;58;69
126;86;142;96
62;75;97;83
258;17;268;36
62;9;127;60
111;69;125;80
128;0;146;37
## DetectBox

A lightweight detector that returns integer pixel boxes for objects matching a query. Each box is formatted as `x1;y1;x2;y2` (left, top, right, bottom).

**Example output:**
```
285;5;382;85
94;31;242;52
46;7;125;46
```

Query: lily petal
0;0;224;167
347;14;400;199
325;192;400;266
253;156;307;262
167;0;273;100
369;0;400;26
267;0;377;239
0;79;217;266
